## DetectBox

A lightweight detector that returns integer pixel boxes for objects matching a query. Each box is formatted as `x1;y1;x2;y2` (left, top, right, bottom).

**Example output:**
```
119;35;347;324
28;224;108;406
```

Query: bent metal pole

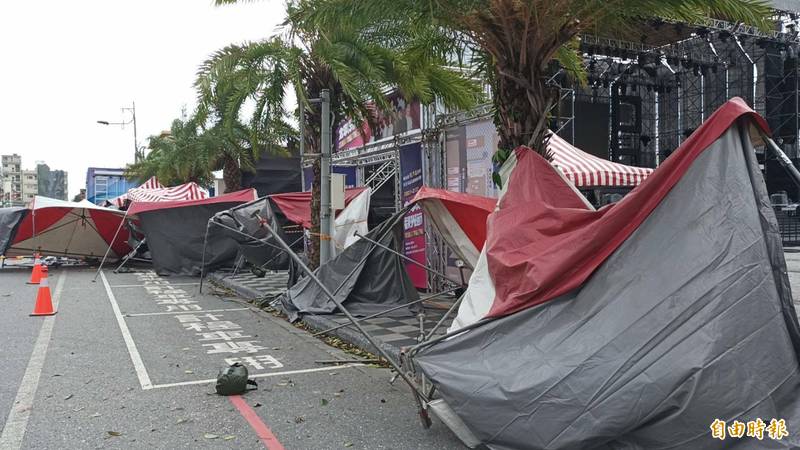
354;231;462;286
93;208;130;282
250;211;427;401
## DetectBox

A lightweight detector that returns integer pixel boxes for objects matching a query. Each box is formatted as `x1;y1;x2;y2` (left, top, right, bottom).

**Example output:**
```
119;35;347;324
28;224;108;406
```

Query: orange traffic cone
30;266;55;316
27;253;42;285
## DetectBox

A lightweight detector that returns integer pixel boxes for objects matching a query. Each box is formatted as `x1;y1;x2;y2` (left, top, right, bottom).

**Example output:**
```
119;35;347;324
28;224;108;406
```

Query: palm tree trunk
309;158;321;269
493;65;556;159
304;105;323;270
221;156;241;193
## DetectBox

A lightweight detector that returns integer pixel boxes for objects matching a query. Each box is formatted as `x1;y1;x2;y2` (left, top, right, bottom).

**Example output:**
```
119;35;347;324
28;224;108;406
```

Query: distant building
1;154;23;206
73;188;86;202
21;169;37;204
86;167;136;205
37;163;68;200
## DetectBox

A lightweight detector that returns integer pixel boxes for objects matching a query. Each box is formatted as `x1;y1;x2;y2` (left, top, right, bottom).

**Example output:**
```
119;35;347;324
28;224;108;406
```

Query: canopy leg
248;211;429;405
92;209;129;282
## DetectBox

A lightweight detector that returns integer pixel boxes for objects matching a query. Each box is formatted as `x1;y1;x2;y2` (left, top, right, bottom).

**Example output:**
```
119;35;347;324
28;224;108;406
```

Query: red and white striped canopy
549;133;653;187
112;177;209;208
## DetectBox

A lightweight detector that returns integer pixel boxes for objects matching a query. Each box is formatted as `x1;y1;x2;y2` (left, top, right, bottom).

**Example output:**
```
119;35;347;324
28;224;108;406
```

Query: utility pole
96;102;140;163
131;102;139;162
319;89;332;265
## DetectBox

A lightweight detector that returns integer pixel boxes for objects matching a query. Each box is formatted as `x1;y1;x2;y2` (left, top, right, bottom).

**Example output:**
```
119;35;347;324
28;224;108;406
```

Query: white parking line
0;272;67;450
150;364;365;389
100;271;153;390
110;283;199;288
124;307;249;317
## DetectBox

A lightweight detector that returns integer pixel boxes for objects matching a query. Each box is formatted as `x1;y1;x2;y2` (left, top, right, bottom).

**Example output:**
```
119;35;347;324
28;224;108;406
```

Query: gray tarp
415;124;800;448
208;197;291;271
280;211;419;321
138;202;242;276
0;207;27;255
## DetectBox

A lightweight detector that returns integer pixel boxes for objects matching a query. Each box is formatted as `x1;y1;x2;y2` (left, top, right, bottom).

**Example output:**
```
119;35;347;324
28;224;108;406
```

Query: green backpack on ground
215;363;258;395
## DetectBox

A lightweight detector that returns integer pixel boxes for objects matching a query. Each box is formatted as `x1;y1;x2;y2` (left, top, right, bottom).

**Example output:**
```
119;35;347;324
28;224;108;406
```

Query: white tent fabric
6;196;129;259
332;187;371;255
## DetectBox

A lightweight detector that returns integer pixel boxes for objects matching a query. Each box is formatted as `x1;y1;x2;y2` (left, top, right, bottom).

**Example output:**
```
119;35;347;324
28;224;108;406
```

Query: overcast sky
0;0;286;197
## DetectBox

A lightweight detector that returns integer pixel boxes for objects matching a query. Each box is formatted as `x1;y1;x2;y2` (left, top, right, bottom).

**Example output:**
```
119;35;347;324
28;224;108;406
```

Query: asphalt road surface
0;267;463;449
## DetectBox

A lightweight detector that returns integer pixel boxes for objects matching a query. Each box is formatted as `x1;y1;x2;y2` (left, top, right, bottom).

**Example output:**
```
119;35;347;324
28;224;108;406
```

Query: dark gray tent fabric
0;207;27;255
241;155;301;197
280;211;419;321
138;202;242;276
209;197;291;271
415;125;800;449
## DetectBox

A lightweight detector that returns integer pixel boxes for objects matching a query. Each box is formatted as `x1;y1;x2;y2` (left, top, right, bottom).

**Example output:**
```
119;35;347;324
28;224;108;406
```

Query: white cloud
0;0;286;197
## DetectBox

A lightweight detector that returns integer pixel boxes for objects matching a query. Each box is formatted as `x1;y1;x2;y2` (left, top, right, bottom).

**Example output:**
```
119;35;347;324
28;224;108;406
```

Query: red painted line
229;395;286;450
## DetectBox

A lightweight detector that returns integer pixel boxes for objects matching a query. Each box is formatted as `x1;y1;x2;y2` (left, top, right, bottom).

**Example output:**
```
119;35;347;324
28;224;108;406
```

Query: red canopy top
411;186;496;251
111;177;209;208
127;189;257;216
484;97;770;319
549;133;653;187
270;188;367;228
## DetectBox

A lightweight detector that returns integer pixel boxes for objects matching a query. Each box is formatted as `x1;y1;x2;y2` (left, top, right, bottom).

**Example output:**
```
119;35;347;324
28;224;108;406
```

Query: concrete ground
0;268;463;449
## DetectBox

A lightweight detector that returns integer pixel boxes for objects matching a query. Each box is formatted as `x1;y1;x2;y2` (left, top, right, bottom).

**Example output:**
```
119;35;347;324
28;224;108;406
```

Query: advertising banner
400;143;427;289
303;166;358;191
444;119;500;198
337;92;421;151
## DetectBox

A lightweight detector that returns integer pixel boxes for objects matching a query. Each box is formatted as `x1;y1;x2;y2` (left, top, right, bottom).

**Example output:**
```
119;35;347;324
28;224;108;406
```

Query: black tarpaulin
280;211;419;321
241;154;301;197
414;119;800;448
208;197;292;271
138;202;242;276
0;207;27;255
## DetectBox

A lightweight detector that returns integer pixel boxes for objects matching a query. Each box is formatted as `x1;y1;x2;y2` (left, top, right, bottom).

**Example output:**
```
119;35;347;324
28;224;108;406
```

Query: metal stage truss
325;10;800;293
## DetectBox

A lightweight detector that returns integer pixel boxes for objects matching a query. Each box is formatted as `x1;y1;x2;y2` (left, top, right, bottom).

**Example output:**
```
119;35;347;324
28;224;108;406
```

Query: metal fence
774;208;800;246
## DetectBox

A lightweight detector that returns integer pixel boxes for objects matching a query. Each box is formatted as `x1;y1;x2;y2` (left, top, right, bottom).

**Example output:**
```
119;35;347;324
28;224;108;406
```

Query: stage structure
330;7;800;291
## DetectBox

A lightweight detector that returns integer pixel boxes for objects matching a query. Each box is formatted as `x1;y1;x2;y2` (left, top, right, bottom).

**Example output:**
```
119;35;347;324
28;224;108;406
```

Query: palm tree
298;0;771;159
195;58;295;193
196;1;481;268
126;116;213;187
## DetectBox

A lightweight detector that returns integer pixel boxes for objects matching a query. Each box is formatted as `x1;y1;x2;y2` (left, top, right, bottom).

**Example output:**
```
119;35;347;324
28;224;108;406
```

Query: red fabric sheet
486;97;769;318
88;209;131;256
12;205;131;256
411;187;497;250
270;188;366;229
13;207;70;243
127;189;257;216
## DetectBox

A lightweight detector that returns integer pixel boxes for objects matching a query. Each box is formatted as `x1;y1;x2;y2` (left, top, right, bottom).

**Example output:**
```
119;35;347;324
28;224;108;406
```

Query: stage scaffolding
330;11;800;292
426;13;800;174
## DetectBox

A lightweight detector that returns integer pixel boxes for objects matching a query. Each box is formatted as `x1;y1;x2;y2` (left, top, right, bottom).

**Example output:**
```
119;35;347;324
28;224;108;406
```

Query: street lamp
96;102;143;163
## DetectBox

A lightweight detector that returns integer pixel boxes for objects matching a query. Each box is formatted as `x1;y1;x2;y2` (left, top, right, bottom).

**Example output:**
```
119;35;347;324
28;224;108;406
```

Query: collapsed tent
414;98;800;449
6;197;130;259
209;196;294;271
412;187;496;268
126;189;256;275
209;188;371;271
280;209;418;321
269;188;367;229
0;207;28;255
109;177;209;209
549;132;653;187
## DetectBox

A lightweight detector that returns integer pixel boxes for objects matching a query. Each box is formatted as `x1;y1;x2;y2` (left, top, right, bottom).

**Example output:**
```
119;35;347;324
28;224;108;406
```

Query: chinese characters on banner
400;143;426;288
